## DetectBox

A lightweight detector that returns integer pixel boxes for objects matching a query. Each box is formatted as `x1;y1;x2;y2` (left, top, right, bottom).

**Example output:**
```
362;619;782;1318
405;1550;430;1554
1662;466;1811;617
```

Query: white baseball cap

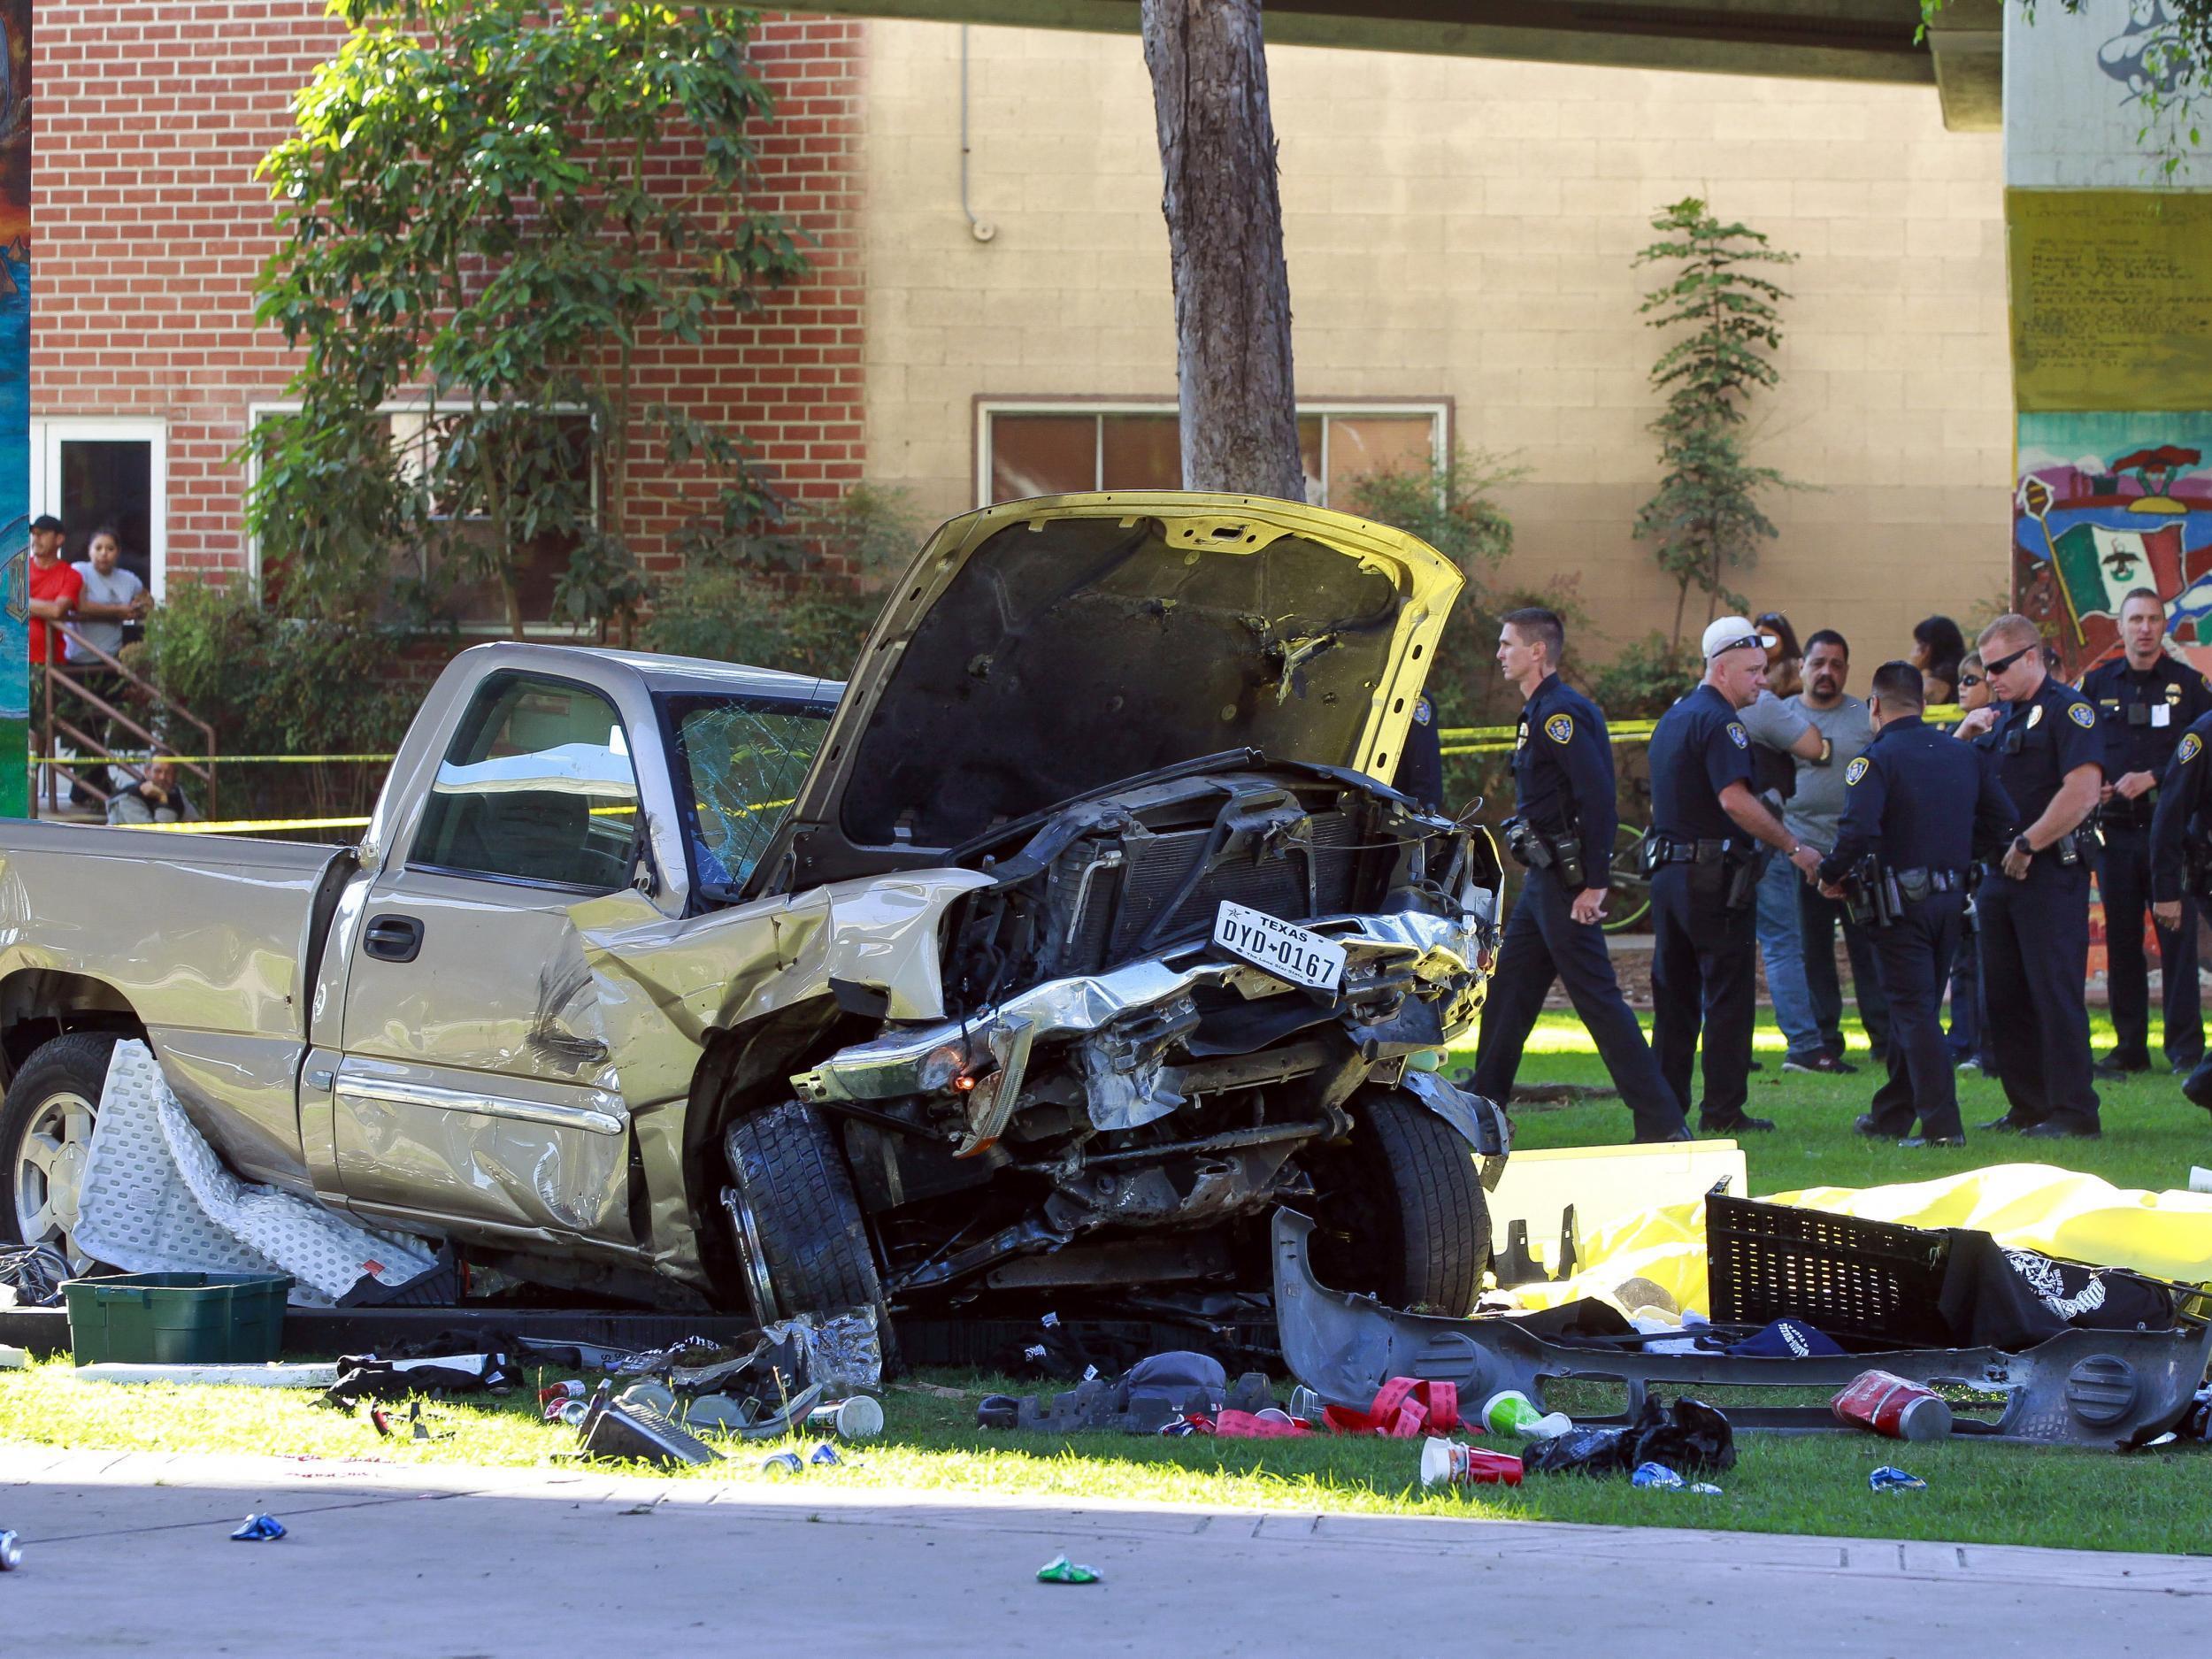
1701;616;1765;659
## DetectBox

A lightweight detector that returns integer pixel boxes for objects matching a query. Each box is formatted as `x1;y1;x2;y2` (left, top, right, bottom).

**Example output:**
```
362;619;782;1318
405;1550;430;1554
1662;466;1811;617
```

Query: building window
248;402;596;634
29;419;168;601
978;403;1448;509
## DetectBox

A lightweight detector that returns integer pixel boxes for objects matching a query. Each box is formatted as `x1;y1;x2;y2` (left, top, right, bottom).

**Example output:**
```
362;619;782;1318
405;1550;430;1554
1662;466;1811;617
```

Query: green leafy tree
1632;197;1798;647
248;0;810;638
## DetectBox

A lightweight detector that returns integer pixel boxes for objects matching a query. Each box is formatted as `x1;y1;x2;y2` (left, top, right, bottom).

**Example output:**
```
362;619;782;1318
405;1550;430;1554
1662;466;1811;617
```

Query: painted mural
2015;411;2212;680
0;0;25;818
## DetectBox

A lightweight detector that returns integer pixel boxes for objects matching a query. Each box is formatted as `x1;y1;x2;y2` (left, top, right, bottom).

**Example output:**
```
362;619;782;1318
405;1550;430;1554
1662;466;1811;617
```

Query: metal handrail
35;623;219;820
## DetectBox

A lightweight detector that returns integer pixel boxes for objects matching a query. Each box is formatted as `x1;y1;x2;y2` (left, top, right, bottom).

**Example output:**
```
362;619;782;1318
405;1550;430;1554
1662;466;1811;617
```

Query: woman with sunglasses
1755;612;1803;700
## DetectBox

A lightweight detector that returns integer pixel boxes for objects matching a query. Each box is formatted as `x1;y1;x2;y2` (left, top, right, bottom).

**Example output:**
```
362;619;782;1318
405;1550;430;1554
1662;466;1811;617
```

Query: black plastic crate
1706;1195;1955;1350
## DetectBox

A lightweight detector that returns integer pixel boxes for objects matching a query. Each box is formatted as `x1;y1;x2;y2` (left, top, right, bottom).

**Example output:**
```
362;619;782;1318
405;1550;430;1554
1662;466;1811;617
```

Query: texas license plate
1210;900;1347;994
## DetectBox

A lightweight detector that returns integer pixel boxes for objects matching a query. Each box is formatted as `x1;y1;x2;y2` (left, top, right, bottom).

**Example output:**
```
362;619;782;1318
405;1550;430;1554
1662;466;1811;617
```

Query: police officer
1471;608;1690;1142
2150;706;2212;1110
1816;662;2017;1146
2078;588;2212;1076
1645;618;1825;1135
1955;614;2107;1138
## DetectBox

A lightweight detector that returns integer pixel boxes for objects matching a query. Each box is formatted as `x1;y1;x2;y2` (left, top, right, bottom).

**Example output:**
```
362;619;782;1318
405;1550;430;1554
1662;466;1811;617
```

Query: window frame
244;396;599;634
405;667;643;898
29;417;171;600
971;396;1454;510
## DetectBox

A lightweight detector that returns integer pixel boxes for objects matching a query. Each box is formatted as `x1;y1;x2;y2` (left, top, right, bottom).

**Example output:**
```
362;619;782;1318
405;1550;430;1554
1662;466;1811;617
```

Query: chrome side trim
333;1072;628;1137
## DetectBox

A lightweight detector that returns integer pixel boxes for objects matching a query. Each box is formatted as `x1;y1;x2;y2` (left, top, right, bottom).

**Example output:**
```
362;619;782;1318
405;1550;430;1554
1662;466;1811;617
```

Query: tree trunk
1141;0;1304;501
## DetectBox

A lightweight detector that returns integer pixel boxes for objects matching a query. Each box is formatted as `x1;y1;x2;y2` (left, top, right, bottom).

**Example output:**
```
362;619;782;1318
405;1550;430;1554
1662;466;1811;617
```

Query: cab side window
411;673;640;892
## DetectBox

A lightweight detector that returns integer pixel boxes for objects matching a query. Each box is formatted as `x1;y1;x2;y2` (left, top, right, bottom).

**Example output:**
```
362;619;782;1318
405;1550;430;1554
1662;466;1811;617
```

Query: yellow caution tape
117;815;373;835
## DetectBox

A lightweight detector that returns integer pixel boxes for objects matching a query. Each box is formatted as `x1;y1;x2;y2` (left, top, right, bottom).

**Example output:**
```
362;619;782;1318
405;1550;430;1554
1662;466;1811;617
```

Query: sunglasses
1982;642;2038;677
1955;673;1985;689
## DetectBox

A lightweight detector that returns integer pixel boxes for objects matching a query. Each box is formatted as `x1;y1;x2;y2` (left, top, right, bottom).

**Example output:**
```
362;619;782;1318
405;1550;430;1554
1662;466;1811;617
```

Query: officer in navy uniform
2078;588;2212;1076
1955;614;2108;1137
1394;691;1444;810
1471;608;1691;1141
2150;709;2212;1110
1644;618;1825;1135
1816;661;2017;1146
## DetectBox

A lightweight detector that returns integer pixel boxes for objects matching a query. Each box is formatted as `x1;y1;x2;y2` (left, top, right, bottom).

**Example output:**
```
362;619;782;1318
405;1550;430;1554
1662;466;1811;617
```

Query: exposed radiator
1056;813;1364;971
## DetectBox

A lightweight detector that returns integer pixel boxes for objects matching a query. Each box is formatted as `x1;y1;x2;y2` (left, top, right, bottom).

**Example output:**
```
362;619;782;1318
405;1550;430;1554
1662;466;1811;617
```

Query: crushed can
1832;1370;1954;1442
759;1451;804;1476
1417;1437;1524;1488
1869;1465;1928;1492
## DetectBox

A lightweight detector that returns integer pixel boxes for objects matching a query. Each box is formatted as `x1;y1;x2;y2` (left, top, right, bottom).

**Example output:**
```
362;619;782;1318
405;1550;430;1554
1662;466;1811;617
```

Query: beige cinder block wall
861;20;2011;676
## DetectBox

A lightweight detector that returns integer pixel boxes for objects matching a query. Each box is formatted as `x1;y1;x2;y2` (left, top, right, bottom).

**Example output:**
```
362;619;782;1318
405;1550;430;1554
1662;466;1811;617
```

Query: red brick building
32;2;864;615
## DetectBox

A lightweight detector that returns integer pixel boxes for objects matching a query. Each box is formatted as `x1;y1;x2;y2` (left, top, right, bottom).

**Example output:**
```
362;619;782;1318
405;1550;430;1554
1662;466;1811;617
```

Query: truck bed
0;820;356;1186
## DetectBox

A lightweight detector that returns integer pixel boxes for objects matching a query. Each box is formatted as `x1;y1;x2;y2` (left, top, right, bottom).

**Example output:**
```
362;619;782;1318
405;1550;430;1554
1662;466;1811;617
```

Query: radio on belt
1210;900;1347;994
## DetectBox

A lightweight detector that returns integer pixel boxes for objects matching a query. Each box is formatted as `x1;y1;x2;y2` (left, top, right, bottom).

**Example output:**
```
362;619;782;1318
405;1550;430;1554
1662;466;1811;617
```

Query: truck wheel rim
15;1089;96;1272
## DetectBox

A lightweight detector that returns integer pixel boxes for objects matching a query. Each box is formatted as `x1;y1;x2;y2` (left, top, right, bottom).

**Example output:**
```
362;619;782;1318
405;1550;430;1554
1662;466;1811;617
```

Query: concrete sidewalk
1;1445;2204;1656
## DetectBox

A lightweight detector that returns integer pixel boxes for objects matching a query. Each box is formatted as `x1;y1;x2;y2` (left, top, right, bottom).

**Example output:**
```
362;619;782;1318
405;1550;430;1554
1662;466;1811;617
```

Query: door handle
365;914;425;964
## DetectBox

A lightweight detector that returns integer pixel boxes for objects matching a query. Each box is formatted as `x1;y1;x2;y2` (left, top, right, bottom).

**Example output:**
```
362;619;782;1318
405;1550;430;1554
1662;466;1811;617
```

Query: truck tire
0;1031;121;1271
722;1100;885;1325
1310;1086;1490;1317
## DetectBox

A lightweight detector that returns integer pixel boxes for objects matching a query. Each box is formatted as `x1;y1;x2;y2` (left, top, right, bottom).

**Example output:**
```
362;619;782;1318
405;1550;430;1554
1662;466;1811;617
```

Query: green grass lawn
1;1008;2206;1554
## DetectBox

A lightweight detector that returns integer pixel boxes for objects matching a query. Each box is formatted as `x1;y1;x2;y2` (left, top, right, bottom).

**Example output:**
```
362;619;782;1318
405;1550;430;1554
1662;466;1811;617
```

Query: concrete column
2005;0;2212;679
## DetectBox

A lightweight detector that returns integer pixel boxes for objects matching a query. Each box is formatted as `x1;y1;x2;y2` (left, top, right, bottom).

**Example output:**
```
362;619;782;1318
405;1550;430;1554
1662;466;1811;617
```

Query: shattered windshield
662;693;833;898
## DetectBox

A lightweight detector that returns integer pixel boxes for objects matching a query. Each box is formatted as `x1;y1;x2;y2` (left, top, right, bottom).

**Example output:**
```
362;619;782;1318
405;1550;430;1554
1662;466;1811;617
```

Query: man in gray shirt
1740;678;1832;1072
1786;629;1890;1065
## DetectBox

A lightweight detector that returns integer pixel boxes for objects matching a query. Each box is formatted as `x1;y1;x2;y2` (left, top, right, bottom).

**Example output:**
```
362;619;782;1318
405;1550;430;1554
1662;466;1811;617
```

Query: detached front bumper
790;906;1496;1156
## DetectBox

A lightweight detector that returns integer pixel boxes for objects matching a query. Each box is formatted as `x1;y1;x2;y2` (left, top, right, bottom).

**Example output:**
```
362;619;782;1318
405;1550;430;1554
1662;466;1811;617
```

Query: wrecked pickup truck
0;493;1505;1322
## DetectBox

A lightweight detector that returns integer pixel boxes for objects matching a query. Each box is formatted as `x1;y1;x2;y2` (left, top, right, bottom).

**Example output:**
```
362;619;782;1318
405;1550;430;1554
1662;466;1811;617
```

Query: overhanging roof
801;0;2002;130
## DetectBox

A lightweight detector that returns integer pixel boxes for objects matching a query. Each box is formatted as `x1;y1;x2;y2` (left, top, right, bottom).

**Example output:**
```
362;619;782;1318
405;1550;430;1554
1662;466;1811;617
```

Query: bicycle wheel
1603;823;1653;933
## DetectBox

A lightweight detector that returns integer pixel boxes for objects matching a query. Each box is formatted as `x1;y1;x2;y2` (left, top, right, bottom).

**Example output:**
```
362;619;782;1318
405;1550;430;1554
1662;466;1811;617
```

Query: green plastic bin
60;1272;292;1365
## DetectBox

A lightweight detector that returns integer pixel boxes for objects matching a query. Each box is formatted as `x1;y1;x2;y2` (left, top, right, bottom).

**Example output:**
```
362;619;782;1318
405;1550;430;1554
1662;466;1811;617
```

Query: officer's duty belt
1890;867;1966;897
1646;835;1747;866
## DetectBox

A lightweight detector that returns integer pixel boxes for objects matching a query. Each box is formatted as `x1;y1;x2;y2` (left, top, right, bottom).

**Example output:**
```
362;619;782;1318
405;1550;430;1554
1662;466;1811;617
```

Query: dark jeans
1649;863;1758;1127
1796;882;1892;1062
2098;822;2203;1068
1862;893;1965;1140
1977;857;2101;1132
1471;864;1687;1139
1946;924;1999;1071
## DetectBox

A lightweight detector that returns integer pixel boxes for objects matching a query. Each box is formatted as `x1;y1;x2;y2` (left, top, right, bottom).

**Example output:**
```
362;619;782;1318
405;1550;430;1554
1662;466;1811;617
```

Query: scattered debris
1521;1395;1735;1479
0;1530;20;1571
230;1514;287;1542
806;1397;885;1440
1631;1463;1721;1494
75;1362;338;1388
1868;1466;1927;1493
1832;1371;1954;1442
0;1244;69;1310
1324;1378;1461;1438
809;1443;841;1466
574;1380;720;1468
1035;1555;1101;1585
760;1452;804;1475
1417;1438;1524;1487
1481;1389;1573;1440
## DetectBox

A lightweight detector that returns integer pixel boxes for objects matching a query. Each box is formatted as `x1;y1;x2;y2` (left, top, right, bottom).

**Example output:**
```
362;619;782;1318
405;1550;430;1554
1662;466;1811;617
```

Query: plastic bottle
1481;1389;1574;1440
1830;1371;1954;1442
1417;1436;1525;1488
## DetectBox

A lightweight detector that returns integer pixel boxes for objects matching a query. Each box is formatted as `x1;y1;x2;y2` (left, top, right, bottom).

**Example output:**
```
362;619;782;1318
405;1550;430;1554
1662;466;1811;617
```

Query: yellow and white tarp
1507;1163;2212;1319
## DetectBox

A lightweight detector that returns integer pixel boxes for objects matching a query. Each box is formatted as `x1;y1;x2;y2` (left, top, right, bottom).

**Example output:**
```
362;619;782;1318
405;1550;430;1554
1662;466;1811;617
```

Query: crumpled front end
781;766;1503;1298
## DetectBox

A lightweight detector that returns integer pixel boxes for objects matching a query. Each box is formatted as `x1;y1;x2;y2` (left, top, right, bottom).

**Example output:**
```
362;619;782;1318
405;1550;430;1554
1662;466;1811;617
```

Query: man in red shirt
27;515;85;809
27;515;81;665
